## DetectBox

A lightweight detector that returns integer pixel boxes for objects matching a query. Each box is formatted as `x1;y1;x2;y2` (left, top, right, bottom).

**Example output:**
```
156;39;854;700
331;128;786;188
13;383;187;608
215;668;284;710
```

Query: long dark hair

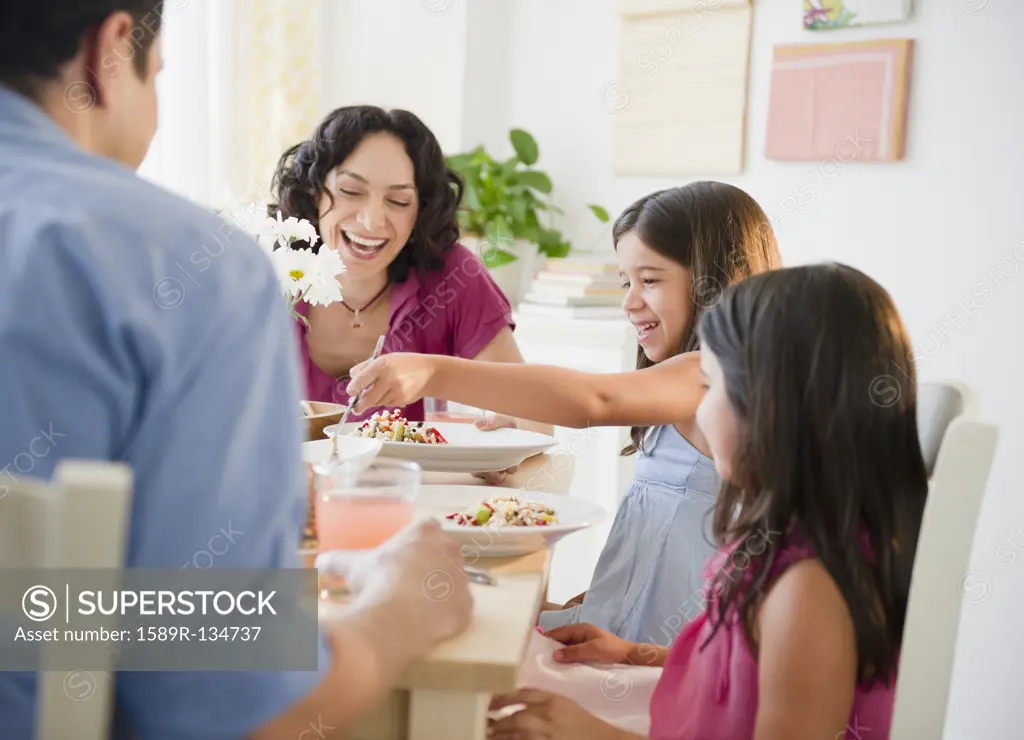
615;182;781;455
698;263;929;686
268;105;463;283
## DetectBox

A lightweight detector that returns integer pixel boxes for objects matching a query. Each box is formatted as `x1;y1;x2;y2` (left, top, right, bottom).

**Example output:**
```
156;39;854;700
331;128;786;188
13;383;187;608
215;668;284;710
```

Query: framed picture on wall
613;0;754;176
765;39;915;162
804;0;912;30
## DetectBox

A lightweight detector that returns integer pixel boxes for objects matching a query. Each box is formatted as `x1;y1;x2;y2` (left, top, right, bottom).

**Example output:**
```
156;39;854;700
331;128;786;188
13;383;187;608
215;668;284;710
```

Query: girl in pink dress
488;263;929;740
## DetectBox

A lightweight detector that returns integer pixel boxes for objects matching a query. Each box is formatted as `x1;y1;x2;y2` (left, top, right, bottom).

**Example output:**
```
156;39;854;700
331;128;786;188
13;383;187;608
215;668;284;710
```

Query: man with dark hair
0;3;472;738
0;1;165;168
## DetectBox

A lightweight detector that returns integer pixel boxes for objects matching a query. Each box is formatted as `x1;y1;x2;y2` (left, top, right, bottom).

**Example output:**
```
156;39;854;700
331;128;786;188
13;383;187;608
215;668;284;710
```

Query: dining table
315;449;576;740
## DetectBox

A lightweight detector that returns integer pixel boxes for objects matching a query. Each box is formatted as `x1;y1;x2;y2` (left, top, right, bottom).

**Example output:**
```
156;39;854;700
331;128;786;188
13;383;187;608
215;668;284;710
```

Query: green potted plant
445;128;610;303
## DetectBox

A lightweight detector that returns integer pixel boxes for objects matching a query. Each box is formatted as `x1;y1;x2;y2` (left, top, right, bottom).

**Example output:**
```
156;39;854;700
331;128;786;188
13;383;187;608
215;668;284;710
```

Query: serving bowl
302;400;346;442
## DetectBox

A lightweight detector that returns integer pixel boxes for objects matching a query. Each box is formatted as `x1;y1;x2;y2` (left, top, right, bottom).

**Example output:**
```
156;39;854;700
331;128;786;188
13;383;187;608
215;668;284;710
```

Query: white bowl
420;486;606;558
302;436;382;474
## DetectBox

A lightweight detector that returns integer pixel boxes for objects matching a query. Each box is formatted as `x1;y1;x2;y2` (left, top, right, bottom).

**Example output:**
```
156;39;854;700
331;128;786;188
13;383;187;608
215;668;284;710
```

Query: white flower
219;201;321;253
271;247;316;300
216;200;343;320
270;246;346;307
258;210;320;250
214;200;279;253
302;248;346;306
277;212;321;247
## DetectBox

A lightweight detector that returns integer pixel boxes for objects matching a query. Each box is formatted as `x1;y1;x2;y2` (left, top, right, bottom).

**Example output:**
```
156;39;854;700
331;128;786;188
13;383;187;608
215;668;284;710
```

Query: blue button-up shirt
0;87;330;739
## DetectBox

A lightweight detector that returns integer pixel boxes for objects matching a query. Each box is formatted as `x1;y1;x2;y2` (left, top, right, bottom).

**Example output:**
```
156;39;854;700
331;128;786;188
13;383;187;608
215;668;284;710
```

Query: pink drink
316;494;415;550
314;459;420;603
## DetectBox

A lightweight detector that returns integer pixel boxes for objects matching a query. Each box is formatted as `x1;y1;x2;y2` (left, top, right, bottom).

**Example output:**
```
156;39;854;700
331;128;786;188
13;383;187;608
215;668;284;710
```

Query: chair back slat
1;461;132;740
892;383;999;739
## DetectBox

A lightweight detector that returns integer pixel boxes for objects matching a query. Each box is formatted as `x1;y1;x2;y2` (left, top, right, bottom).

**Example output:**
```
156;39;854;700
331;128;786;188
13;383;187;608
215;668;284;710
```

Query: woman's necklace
341;281;390;329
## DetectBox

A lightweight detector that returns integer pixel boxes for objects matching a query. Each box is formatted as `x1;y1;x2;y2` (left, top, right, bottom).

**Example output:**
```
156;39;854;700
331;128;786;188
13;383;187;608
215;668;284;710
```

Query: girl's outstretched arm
466;326;555;436
347;351;704;429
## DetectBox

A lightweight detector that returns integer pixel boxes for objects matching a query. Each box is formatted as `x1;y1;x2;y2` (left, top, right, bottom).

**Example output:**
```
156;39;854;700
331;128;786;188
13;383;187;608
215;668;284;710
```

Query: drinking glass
314;458;420;601
315;458;420;551
424;397;449;418
425;397;479;423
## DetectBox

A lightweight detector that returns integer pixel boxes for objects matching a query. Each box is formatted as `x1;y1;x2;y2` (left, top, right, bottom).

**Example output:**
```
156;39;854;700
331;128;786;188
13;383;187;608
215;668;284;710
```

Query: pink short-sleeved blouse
649;535;896;740
295;243;514;422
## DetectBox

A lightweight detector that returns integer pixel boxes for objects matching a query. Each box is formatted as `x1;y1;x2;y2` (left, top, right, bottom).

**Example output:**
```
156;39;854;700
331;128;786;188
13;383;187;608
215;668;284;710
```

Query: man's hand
328;519;474;652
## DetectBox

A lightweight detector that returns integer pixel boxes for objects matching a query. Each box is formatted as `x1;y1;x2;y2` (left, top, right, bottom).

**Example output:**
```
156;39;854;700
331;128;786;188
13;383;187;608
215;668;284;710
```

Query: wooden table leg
408;690;489;740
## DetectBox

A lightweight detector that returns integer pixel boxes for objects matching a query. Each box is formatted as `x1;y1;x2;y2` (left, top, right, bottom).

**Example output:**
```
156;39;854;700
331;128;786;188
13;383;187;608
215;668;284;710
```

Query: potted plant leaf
445;128;610;304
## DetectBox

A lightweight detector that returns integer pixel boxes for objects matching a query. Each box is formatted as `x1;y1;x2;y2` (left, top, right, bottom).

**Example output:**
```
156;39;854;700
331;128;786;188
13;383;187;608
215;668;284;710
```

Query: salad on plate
348;409;448;444
445;494;557;528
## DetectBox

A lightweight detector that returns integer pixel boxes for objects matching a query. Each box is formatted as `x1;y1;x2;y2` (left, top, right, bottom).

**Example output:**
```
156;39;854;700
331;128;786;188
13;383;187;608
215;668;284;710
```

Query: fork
315;553;498;597
316;334;385;475
462;565;498;586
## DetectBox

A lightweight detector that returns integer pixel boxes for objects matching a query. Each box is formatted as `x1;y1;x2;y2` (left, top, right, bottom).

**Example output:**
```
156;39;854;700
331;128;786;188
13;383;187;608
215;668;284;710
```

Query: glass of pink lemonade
314;459;420;600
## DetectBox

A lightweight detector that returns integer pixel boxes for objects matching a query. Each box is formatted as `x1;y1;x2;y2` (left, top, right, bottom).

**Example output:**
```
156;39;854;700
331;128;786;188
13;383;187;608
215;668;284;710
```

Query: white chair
891;381;1000;739
0;460;133;740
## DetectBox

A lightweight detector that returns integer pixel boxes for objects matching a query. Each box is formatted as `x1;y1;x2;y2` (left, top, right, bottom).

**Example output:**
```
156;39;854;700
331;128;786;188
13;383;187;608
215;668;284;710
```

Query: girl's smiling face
618;230;694;363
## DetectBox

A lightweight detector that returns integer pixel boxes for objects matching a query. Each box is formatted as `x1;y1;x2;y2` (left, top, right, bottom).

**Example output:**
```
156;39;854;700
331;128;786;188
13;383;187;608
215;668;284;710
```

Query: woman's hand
488;689;631;740
543;624;636;665
472;414;520;484
346;353;436;413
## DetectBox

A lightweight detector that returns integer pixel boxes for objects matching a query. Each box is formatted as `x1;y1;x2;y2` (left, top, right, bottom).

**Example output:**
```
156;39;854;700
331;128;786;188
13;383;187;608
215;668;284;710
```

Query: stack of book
517;254;626;319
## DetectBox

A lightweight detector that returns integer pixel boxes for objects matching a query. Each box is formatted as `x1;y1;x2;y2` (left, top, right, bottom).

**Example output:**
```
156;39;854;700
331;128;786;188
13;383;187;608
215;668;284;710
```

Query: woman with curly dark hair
270;105;541;433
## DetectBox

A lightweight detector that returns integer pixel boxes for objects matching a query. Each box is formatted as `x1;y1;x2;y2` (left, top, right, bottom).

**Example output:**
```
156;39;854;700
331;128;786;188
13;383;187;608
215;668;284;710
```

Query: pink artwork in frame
765;39;914;162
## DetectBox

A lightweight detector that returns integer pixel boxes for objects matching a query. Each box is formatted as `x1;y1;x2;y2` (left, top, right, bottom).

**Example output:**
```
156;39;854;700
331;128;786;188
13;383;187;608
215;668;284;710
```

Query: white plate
302;436;382;473
323;421;557;473
298;487;604;561
422;486;605;558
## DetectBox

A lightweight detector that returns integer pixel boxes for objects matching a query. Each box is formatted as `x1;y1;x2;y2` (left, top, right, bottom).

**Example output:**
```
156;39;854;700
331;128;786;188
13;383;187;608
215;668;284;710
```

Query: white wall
499;2;1022;737
321;2;1022;735
320;0;468;152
